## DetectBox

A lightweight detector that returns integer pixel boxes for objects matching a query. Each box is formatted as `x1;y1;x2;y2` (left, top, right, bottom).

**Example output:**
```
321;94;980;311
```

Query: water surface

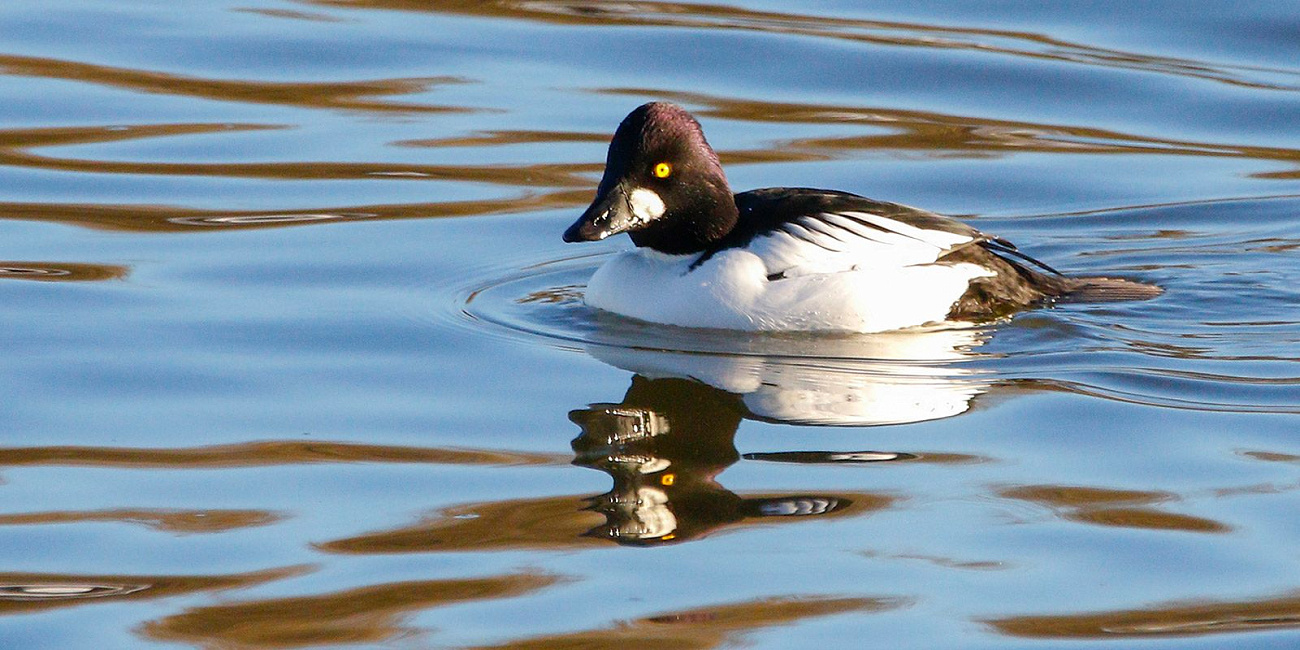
2;1;1299;648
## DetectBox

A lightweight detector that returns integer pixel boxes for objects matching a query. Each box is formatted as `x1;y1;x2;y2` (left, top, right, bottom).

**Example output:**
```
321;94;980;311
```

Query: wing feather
747;209;980;279
839;210;976;250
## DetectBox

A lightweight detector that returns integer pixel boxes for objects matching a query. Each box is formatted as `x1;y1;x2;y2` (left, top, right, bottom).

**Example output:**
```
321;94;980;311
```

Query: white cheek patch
627;187;666;225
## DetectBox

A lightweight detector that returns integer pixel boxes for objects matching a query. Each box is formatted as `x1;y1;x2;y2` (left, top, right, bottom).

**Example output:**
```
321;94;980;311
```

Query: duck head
563;102;739;255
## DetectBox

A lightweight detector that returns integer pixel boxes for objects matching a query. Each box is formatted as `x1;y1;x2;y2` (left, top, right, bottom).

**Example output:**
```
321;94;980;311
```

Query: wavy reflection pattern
0;567;303;616
3;42;1299;234
990;593;1300;639
0;262;127;282
142;573;559;648
302;0;1300;92
2;0;1299;648
468;596;902;650
319;375;899;551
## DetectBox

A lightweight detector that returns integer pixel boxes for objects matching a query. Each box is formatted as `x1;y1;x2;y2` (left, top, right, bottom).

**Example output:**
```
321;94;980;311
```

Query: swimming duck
563;102;1159;332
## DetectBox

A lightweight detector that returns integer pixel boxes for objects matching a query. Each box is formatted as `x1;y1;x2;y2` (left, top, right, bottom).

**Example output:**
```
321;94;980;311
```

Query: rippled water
3;1;1299;647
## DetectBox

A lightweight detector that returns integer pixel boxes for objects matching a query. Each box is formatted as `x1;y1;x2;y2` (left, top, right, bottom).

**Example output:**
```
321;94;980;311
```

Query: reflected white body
589;326;990;426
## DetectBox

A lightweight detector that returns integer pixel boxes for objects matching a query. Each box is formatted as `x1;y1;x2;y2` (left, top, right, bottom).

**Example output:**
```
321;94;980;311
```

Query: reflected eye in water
0;583;149;600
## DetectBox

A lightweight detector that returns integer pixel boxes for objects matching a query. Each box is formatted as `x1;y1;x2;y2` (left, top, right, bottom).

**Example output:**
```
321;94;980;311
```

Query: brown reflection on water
0;261;128;282
0;440;566;469
0;508;283;533
999;484;1229;534
859;550;1007;572
989;592;1300;639
6;93;1296;234
397;129;612;148
607;89;1300;177
321;376;895;552
319;489;887;553
0;123;597;186
1241;450;1300;464
0;54;470;114
470;595;899;650
304;0;1299;91
0;119;602;231
0;192;592;233
569;376;893;545
234;7;350;22
142;572;558;648
0;566;301;615
318;495;605;553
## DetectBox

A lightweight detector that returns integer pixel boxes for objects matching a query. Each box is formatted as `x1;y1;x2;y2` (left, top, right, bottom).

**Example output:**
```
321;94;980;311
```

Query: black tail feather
982;238;1064;277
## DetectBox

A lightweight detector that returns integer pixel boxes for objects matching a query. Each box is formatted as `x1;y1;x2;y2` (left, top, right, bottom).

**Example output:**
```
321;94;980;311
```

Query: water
2;1;1299;647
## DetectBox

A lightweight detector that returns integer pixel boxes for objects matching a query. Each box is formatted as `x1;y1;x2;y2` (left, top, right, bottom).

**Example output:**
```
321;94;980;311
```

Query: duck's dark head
563;102;738;255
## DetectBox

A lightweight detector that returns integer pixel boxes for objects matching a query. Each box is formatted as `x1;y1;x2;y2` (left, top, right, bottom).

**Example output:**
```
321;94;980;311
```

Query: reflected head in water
569;376;896;546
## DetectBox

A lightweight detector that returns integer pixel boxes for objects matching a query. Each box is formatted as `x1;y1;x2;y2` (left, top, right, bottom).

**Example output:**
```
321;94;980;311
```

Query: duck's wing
726;188;998;279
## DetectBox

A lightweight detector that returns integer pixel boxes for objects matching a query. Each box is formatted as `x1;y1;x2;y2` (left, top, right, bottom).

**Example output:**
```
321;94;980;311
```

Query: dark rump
944;243;1161;320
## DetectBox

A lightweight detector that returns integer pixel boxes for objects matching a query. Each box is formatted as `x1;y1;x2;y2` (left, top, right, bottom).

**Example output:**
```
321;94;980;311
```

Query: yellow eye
653;162;672;179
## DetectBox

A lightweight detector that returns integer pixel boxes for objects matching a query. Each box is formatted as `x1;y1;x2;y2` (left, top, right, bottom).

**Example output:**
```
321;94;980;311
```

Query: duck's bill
563;185;636;243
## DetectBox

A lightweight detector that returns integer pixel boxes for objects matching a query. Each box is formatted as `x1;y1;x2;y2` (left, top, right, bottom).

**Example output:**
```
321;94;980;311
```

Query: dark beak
563;184;636;243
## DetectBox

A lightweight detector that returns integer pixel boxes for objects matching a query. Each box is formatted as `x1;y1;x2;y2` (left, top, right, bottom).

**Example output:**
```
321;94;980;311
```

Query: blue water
1;1;1299;647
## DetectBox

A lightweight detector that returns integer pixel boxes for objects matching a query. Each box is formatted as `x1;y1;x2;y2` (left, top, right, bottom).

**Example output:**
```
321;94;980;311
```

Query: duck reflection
319;328;985;551
571;376;893;546
585;324;991;426
567;325;994;544
318;376;896;553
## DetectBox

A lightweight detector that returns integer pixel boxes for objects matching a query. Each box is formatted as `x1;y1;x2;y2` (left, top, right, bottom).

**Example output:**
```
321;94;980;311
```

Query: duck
563;102;1160;333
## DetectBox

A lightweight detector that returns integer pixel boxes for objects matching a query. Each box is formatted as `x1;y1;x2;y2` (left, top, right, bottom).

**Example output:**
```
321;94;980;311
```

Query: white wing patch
746;210;978;279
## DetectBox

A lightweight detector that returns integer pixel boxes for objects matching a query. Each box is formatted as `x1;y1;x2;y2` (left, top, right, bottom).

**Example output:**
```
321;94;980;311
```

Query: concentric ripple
459;227;1300;419
459;251;992;361
459;252;998;426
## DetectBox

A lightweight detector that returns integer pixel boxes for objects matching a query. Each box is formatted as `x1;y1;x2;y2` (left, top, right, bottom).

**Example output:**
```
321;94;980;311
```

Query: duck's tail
1058;276;1164;302
982;238;1162;302
944;241;1161;320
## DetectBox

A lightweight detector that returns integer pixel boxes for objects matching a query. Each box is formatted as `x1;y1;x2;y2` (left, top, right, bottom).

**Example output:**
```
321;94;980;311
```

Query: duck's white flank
585;209;995;333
